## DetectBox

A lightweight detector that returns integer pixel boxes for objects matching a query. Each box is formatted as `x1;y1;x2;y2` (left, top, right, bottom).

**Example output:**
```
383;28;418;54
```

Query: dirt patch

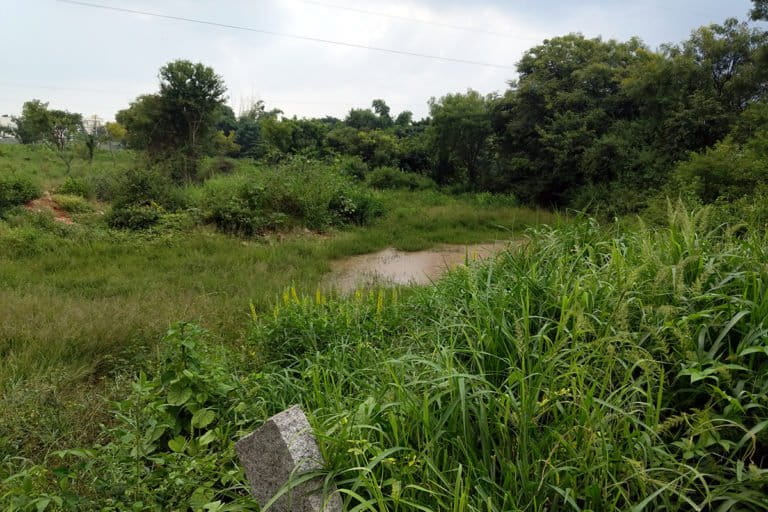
327;241;514;293
24;192;74;224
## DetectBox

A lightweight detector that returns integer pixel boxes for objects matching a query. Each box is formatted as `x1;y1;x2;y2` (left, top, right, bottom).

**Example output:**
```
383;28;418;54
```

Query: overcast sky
0;0;759;121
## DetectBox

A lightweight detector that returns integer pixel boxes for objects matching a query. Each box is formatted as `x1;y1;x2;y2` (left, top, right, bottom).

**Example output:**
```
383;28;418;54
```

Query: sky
0;0;759;122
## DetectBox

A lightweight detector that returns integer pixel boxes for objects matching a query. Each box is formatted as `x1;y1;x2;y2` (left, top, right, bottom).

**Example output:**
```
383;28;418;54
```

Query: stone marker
235;405;343;512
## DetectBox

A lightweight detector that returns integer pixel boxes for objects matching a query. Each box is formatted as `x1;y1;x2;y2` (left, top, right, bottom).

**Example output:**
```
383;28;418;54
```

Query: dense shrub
0;175;39;212
56;176;93;199
106;202;164;230
673;139;768;203
333;154;368;180
112;167;184;210
366;166;435;190
0;325;260;511
201;159;383;234
51;194;92;213
89;167;126;202
196;156;238;181
328;189;384;225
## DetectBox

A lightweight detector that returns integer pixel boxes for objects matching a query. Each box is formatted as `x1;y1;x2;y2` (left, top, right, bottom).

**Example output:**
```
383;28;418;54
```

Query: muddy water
327;241;511;293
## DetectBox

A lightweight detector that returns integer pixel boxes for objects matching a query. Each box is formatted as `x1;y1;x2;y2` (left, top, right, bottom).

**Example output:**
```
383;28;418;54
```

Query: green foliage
107;203;164;230
9;209;763;510
250;287;405;361
247;210;768;510
11;100;51;144
491;21;768;209
2;324;259;511
428;90;492;186
333;154;368;180
50;194;92;214
752;0;768;20
56;176;93;198
101;167;185;230
0;174;39;212
110;167;184;211
117;60;228;182
673;138;768;203
366;166;435;190
200;159;383;235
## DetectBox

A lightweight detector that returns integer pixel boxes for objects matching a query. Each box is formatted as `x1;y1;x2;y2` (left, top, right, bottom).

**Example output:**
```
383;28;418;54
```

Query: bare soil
24;192;74;224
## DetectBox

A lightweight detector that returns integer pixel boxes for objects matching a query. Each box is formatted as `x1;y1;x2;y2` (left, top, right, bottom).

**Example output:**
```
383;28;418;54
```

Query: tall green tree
752;0;768;20
493;35;646;203
12;100;52;144
428;90;492;186
117;60;227;182
157;60;227;181
372;99;393;128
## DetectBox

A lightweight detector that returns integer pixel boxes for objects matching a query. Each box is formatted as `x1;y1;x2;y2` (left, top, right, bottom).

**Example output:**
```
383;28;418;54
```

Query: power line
293;0;542;41
0;81;137;96
56;0;516;70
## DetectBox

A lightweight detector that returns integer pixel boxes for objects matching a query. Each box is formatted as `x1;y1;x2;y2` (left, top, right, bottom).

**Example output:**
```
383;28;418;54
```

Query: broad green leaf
192;409;216;429
168;436;186;453
167;385;193;406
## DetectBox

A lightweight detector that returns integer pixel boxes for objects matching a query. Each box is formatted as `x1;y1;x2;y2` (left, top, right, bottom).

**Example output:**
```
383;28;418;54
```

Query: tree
12;100;51;144
394;111;413;127
47;109;83;174
81;116;106;163
345;108;380;130
752;0;768;20
115;94;164;151
157;60;227;181
683;18;768;110
105;121;127;164
116;60;228;182
105;121;127;146
428;90;492;187
372;99;393;128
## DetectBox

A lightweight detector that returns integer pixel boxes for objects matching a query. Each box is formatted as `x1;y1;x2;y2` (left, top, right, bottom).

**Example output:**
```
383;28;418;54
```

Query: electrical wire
56;0;517;70
293;0;541;40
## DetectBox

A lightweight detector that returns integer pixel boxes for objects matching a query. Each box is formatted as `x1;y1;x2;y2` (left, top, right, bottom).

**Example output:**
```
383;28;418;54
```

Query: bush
197;157;238;181
329;189;384;225
57;176;93;198
201;159;383;234
51;194;93;214
673;139;768;204
111;167;184;211
0;174;39;212
366;166;435;190
106;202;164;230
333;155;368;180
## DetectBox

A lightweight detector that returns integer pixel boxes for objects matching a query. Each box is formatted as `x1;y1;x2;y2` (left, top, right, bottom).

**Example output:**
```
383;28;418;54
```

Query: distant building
0;115;17;142
82;114;104;135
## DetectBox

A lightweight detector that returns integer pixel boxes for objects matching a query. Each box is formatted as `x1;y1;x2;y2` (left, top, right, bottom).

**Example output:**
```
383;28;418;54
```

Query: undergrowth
3;204;767;510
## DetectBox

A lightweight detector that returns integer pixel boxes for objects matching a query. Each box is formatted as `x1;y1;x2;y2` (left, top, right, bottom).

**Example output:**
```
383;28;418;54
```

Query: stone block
235;405;342;512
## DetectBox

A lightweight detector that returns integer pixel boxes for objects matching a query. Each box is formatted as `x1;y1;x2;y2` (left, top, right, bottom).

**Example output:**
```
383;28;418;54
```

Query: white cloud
0;0;754;120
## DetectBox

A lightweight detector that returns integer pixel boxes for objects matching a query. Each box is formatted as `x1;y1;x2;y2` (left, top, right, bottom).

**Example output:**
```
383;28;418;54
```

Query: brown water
328;241;511;293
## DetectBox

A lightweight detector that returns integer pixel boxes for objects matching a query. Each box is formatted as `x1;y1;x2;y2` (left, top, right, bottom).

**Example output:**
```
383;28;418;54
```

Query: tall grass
243;205;767;511
3;204;765;510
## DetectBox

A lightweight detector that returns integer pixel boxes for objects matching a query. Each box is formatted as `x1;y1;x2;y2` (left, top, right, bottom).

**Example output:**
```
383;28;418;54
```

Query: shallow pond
327;241;512;293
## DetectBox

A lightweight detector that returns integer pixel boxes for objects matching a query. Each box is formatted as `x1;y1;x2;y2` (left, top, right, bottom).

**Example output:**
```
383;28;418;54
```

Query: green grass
0;191;546;386
0;143;136;191
11;145;766;510
0;146;550;478
3;204;766;511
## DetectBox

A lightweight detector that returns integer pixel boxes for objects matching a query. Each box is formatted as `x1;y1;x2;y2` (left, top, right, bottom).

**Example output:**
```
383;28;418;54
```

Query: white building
0;115;16;141
82;114;104;135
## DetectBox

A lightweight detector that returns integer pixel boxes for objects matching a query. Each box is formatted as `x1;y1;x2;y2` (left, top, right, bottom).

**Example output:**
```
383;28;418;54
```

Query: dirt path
24;192;74;224
327;241;513;293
